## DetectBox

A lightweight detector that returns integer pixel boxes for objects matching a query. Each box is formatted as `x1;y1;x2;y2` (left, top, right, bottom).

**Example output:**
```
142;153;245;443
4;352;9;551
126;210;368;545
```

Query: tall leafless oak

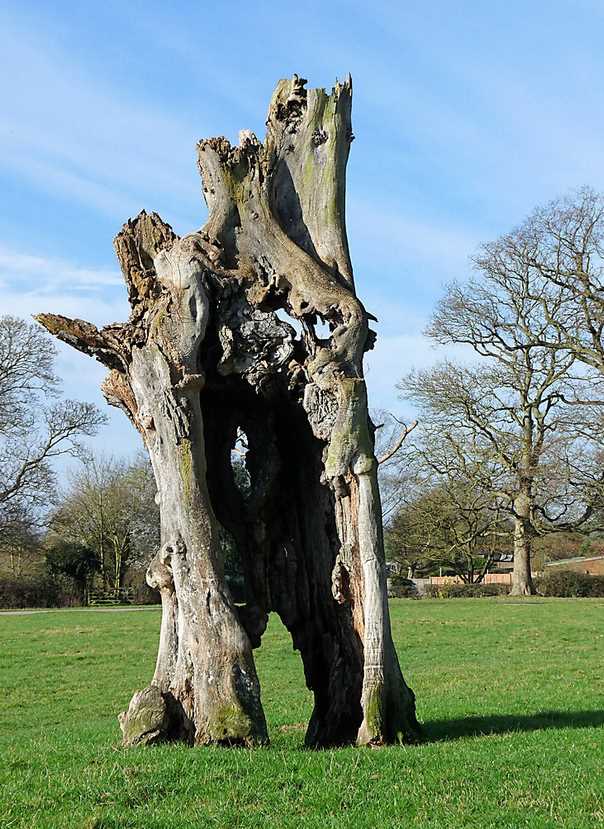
491;187;604;378
404;235;599;593
387;428;510;583
0;315;105;540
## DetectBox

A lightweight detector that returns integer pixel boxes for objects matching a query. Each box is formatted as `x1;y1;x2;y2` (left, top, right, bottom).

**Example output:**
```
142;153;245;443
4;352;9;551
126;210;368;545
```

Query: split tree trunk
37;74;419;747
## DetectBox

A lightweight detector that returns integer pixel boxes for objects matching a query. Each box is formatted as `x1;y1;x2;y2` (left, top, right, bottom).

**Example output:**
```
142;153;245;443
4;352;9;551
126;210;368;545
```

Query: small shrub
448;583;509;598
0;575;71;609
536;570;604;598
423;582;509;598
122;568;160;605
130;581;160;605
46;542;98;599
388;575;419;599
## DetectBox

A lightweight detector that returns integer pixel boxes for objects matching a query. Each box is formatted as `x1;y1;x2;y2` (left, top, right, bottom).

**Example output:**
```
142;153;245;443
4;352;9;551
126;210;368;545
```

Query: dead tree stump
37;74;419;748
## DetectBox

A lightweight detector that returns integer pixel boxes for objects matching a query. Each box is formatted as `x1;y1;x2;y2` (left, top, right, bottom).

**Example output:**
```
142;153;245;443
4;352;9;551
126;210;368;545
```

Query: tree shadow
424;709;604;742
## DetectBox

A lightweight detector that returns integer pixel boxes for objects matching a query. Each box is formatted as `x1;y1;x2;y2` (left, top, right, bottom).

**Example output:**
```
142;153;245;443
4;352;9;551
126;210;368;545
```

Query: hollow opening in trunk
255;611;314;733
312;315;332;341
198;356;365;742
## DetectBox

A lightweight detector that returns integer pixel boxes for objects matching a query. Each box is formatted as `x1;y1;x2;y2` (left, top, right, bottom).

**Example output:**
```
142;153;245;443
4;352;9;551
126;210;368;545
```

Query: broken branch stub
37;74;419;747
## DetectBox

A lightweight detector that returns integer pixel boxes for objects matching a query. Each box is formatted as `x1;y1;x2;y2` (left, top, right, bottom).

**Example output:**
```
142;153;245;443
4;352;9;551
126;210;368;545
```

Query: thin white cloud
0;14;205;229
348;197;478;280
0;245;122;290
1;287;128;328
0;243;139;468
0;242;129;329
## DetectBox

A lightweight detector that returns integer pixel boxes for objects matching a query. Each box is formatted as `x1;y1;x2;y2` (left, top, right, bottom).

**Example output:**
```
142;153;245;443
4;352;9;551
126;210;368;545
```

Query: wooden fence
88;587;136;607
428;573;512;587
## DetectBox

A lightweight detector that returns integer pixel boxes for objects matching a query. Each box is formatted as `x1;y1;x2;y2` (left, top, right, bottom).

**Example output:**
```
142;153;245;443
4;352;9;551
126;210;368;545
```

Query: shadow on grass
424;709;604;741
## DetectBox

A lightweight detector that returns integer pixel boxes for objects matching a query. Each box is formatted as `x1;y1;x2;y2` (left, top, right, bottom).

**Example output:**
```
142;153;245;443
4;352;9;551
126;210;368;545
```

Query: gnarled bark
37;74;419;747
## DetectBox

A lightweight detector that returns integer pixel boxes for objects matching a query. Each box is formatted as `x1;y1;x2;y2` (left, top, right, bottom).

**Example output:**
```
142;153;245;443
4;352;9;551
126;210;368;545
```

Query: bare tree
0;316;105;541
386;481;509;584
403;241;599;593
485;187;604;378
373;409;417;522
0;504;42;577
37;75;419;748
386;423;510;583
48;455;159;592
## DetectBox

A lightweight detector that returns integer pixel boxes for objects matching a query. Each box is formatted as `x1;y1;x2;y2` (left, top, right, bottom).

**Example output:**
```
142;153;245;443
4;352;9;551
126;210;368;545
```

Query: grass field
1;599;603;829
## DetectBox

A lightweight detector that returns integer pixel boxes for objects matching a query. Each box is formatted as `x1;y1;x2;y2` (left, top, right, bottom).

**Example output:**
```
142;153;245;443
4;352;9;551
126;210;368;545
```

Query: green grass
1;599;603;828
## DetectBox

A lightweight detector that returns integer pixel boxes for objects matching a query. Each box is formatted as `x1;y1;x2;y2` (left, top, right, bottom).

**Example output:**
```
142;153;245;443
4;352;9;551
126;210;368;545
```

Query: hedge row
423;583;509;598
0;575;77;609
535;570;604;598
0;574;161;609
417;572;604;598
4;570;603;608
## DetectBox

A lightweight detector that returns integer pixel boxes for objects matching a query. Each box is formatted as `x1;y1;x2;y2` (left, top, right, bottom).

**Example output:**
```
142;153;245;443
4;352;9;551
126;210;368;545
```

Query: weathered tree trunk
37;74;419;747
510;487;536;596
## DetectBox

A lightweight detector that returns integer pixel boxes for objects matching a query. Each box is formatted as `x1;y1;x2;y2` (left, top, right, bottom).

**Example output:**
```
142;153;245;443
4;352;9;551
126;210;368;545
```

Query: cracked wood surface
37;74;419;748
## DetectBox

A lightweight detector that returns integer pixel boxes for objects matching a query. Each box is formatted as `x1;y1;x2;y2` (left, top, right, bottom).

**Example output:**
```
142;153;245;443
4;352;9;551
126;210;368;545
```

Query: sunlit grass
1;598;603;828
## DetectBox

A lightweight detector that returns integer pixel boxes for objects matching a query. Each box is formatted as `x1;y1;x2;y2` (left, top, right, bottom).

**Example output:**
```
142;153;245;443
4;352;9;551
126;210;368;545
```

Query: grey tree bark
511;488;535;596
37;74;419;748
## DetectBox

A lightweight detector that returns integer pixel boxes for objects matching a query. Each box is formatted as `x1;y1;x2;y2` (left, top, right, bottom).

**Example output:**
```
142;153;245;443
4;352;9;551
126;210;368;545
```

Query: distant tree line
0;316;160;605
0;314;253;606
45;454;160;601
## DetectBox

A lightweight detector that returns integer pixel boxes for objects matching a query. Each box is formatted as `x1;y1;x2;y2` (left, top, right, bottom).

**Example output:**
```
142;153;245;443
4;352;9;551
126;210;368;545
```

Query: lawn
1;599;603;829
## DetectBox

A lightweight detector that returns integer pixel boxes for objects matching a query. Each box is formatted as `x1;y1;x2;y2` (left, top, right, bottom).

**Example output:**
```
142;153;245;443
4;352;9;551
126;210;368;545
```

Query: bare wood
37;75;418;747
377;419;418;465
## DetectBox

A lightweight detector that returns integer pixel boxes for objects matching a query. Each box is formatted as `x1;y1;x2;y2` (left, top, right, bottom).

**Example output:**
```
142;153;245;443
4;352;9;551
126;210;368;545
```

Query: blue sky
2;0;604;468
